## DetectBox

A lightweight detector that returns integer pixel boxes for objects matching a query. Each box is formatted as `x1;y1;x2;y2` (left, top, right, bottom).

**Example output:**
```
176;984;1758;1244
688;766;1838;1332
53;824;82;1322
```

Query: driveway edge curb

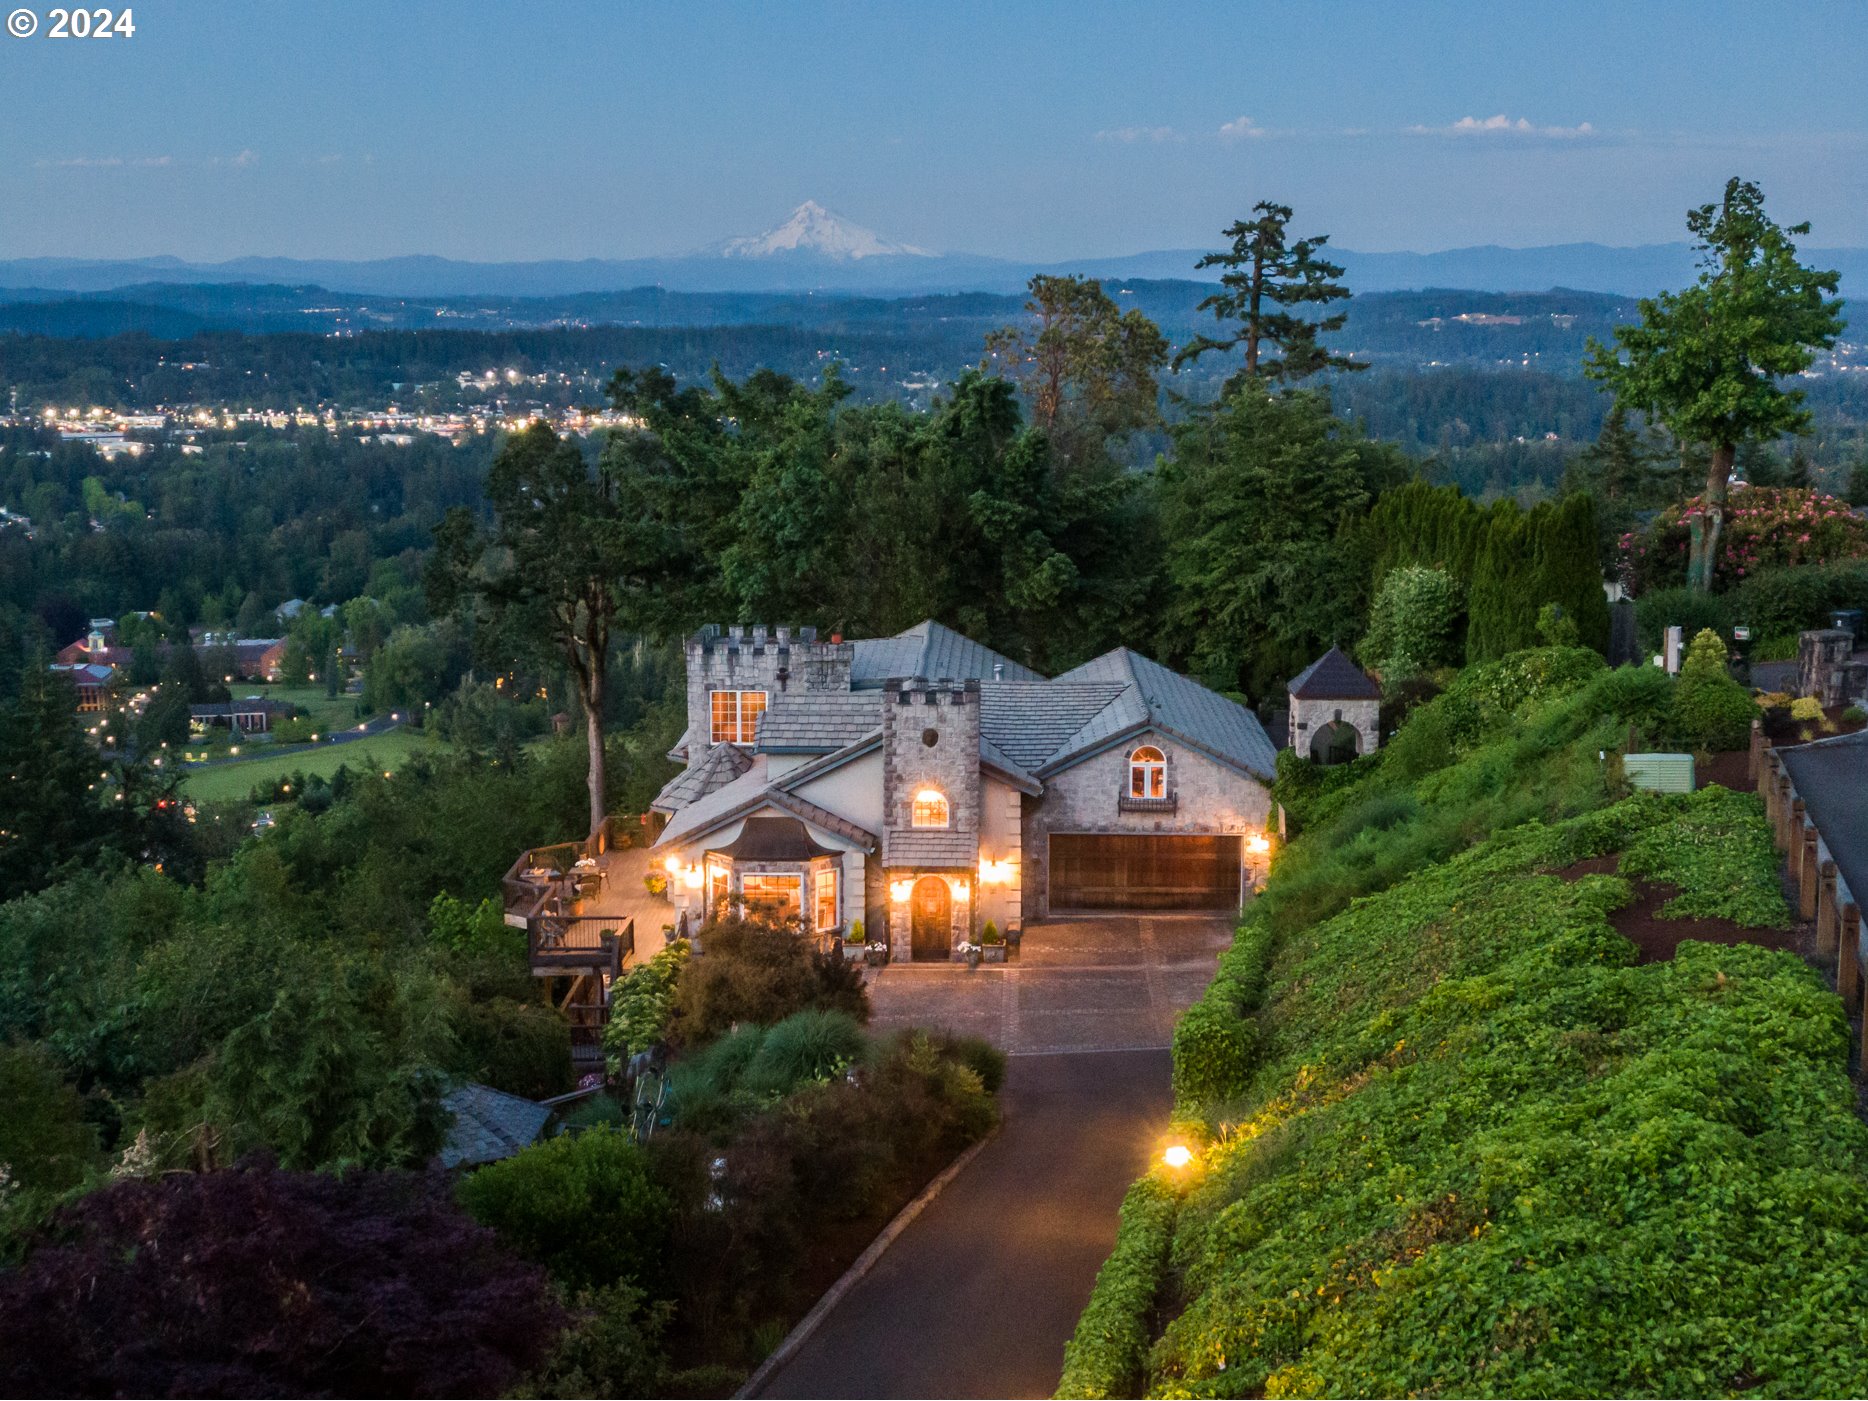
736;1120;1002;1399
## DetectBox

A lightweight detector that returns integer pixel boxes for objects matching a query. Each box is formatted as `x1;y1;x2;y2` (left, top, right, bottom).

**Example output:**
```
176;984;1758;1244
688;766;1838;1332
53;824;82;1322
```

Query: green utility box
1623;752;1696;794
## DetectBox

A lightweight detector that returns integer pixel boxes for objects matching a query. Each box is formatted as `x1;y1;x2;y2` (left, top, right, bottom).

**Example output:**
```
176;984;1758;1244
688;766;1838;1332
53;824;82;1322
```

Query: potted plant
979;920;1006;963
959;939;983;968
843;917;867;957
643;870;668;897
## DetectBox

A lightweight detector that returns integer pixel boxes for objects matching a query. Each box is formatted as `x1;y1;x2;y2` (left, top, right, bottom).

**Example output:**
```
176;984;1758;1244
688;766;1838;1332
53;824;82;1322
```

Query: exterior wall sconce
949;878;970;901
663;855;683;874
889;879;915;903
682;864;704;889
1247;832;1272;855
977;857;1016;885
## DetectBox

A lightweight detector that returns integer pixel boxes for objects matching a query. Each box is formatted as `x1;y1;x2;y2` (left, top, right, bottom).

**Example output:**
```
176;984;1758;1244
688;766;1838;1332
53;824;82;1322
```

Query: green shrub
1171;999;1259;1107
1056;1178;1178;1400
603;941;689;1069
671;913;867;1045
937;1033;1008;1095
453;996;574;1101
1726;560;1868;638
1845;705;1868;726
518;1281;673;1400
458;1126;671;1294
1361;565;1461;682
1669;629;1755;751
743;1009;866;1097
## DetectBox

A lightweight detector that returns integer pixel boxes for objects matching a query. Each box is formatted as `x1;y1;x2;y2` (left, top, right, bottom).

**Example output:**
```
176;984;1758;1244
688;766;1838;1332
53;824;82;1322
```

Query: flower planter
863;943;891;968
980;943;1007;963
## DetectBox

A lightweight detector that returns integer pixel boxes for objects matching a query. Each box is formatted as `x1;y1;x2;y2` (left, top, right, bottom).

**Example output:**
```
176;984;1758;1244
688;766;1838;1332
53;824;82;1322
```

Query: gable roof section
1044;648;1280;782
437;1084;550;1169
1288;645;1382;701
755;690;884;753
652;740;755;814
977;681;1131;770
655;754;877;854
850;619;1042;688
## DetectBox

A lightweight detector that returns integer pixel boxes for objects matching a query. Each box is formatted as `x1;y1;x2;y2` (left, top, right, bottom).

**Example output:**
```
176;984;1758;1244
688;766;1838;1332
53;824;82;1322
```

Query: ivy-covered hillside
1061;651;1868;1399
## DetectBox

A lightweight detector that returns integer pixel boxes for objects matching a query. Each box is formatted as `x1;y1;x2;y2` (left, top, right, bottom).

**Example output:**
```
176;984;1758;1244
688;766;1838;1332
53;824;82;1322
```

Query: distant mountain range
2;203;1866;300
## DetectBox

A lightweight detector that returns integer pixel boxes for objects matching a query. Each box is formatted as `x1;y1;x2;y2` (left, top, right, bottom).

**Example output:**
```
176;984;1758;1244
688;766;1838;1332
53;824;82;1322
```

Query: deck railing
528;914;635;974
1752;720;1865;1074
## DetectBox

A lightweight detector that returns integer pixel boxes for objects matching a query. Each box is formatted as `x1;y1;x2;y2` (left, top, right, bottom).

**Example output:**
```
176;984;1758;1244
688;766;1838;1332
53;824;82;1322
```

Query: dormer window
710;689;767;745
911;788;950;828
1129;745;1166;799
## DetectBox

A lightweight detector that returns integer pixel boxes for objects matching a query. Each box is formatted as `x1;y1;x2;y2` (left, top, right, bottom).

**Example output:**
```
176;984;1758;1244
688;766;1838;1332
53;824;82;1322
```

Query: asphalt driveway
867;915;1233;1054
752;1048;1172;1400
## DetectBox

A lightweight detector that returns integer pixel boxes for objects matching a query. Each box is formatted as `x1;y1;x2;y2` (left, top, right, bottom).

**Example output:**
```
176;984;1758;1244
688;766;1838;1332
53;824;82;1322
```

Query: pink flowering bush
1622;485;1868;592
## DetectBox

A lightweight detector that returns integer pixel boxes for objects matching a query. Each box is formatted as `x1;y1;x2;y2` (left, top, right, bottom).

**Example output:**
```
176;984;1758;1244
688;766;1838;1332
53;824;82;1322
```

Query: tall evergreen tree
1586;178;1843;591
1174;201;1365;389
0;661;112;901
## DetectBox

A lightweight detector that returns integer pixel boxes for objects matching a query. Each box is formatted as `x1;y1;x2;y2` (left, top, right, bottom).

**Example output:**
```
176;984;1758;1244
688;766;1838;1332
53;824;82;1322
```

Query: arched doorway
1310;720;1360;766
910;876;951;960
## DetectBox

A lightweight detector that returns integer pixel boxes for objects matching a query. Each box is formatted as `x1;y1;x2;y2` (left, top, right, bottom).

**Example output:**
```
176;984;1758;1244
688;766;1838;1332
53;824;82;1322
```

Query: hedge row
1055;1178;1179;1400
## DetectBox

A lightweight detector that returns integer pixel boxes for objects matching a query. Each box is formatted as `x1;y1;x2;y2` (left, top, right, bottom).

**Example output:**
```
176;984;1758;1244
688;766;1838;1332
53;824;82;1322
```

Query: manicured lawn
238;682;364;732
180;727;444;804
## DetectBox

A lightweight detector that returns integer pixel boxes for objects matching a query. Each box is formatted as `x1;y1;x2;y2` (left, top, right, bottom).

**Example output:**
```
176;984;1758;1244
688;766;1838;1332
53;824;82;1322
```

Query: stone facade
880;678;983;959
1288;695;1380;761
1021;731;1275;920
1798;628;1868;709
682;624;854;759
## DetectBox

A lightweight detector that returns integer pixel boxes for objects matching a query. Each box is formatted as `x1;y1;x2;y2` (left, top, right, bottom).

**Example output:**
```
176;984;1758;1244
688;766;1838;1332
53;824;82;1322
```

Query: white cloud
1217;115;1267;141
1095;125;1182;144
1406;114;1597;139
36;154;173;168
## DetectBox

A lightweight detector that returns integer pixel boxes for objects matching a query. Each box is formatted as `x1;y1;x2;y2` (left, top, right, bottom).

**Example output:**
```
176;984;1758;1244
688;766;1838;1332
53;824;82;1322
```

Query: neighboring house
1286;646;1383;765
49;661;115;713
55;632;287;683
190;697;296;734
651;621;1280;961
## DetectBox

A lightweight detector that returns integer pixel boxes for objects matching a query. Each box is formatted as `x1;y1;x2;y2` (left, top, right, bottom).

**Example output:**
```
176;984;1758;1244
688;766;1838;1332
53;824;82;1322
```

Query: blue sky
3;0;1865;261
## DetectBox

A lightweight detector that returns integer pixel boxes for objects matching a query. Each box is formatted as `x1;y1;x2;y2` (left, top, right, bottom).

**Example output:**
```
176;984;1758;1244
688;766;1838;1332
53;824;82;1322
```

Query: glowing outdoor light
1247;832;1272;855
683;865;704;889
949;878;969;900
663;855;683;875
1162;1144;1194;1170
889;879;914;903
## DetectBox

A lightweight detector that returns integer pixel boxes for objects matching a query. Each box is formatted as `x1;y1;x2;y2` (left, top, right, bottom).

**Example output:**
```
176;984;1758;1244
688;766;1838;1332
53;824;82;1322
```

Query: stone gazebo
1287;646;1382;765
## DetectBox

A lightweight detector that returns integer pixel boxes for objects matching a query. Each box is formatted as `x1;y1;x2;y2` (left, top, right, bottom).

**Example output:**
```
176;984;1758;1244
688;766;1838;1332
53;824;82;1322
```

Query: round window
922;727;939;747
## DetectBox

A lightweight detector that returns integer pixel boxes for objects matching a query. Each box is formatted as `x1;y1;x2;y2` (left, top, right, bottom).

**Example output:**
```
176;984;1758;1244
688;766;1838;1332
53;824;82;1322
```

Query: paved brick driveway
866;915;1234;1054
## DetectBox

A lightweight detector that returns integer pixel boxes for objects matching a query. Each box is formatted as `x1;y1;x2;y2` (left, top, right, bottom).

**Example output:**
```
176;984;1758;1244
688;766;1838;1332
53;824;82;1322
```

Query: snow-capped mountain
715;201;934;261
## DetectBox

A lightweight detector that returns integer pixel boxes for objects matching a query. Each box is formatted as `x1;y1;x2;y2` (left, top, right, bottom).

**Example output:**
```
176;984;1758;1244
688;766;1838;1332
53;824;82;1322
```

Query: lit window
911;789;949;828
740;873;802;920
815;867;839;931
1129;745;1166;799
710;689;768;745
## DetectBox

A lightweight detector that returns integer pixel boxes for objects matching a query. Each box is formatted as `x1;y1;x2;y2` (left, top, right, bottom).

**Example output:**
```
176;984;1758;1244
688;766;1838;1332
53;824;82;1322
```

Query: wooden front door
910;876;952;960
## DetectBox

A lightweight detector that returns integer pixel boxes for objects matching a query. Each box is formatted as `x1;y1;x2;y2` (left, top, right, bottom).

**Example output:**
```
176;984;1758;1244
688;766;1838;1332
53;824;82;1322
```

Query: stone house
650;621;1280;961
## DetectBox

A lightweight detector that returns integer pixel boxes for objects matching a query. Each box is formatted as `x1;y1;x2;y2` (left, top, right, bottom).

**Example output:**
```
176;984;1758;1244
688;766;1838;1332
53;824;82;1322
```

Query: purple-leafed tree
0;1158;564;1398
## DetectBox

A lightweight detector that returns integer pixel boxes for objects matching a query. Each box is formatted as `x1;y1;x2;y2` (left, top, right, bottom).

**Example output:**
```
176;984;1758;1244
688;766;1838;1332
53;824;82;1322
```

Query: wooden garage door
1048;834;1242;911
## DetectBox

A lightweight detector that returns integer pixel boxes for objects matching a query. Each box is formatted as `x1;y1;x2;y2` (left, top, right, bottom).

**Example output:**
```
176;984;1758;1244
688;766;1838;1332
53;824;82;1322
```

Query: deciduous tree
1586;178;1843;591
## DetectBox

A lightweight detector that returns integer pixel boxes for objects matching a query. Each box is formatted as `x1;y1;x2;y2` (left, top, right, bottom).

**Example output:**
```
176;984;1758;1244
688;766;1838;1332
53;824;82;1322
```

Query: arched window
1129;745;1166;799
911;788;950;828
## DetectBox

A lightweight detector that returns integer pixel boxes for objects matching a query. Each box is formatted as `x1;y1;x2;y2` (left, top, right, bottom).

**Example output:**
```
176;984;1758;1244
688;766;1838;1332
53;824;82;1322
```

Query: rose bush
1621;484;1868;592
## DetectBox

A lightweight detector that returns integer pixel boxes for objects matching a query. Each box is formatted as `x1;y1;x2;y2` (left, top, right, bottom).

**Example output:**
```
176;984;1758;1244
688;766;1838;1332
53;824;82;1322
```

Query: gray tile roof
883;829;979;867
651;740;753;812
851;620;1043;688
655;756;878;854
437;1084;550;1169
1288;646;1382;700
1047;648;1281;781
755;690;884;753
977;681;1131;769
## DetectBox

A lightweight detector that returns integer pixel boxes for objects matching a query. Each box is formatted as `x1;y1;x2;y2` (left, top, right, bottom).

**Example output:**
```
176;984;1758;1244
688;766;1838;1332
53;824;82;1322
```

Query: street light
1162;1143;1194;1170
